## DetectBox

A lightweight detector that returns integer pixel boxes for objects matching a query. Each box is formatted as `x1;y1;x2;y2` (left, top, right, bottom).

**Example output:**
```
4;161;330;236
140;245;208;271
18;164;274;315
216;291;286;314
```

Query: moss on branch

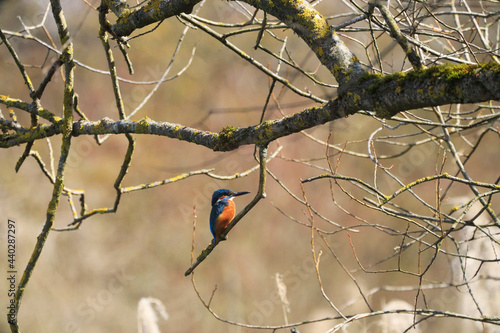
105;0;365;87
348;62;500;118
2;63;499;150
241;0;365;86
108;0;200;37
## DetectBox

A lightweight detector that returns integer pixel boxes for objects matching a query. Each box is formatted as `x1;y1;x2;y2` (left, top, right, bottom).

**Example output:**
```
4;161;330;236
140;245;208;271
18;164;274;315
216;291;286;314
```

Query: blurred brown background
1;0;499;332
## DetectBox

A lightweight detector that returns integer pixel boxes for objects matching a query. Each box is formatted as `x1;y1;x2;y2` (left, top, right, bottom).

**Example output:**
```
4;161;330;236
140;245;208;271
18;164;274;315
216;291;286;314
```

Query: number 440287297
7;219;15;270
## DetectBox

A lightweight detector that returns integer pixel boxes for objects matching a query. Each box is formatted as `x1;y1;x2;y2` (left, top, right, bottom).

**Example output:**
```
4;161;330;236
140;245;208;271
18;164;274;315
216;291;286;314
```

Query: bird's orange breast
214;201;236;238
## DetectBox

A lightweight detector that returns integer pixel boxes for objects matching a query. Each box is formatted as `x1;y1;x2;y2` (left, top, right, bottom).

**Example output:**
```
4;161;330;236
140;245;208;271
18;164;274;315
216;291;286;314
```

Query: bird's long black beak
231;191;250;197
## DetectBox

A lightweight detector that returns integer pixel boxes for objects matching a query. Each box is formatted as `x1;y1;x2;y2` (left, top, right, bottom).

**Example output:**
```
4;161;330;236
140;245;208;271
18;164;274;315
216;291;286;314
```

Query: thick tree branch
239;0;365;87
105;0;200;37
347;63;500;118
2;63;499;150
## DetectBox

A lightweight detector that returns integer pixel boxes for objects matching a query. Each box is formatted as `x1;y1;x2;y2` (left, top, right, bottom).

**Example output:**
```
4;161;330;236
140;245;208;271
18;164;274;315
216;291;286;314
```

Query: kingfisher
210;189;250;243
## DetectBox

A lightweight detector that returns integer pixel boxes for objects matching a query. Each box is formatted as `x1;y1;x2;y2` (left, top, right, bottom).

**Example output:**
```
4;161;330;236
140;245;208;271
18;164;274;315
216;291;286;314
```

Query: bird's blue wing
209;202;226;239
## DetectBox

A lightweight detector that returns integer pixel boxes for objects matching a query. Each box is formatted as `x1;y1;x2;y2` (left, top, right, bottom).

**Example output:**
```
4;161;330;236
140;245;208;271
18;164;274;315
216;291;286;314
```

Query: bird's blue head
211;189;250;206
